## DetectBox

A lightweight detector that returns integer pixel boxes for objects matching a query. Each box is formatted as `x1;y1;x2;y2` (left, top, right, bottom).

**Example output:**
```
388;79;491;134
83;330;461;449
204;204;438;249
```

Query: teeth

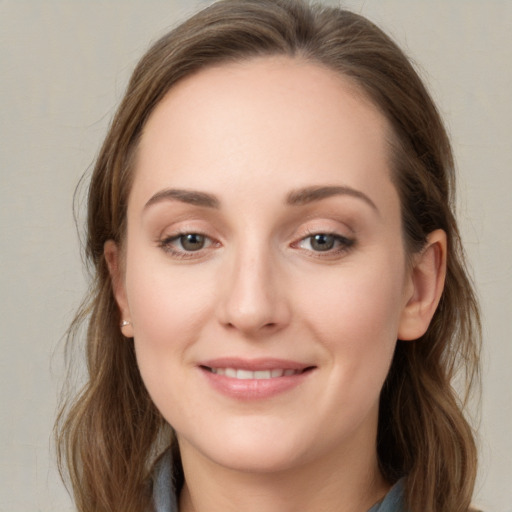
237;369;254;380
209;367;301;379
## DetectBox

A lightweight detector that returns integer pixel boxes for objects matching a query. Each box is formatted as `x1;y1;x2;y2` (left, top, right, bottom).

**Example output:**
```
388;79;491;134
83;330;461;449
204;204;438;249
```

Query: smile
199;360;315;400
205;368;304;379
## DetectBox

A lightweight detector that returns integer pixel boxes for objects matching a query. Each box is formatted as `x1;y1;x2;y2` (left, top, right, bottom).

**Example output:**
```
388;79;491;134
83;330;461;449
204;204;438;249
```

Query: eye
176;233;207;251
158;232;217;257
296;233;354;254
307;233;336;251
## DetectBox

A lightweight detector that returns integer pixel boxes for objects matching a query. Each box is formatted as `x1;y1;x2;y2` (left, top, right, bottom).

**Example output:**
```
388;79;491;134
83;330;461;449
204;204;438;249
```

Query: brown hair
55;1;481;511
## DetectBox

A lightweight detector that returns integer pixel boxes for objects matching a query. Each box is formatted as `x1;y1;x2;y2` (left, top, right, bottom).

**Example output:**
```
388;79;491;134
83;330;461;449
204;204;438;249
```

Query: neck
177;437;389;512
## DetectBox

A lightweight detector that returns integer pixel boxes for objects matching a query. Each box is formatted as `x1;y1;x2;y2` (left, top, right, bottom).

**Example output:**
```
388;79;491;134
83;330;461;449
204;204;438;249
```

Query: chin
178;418;316;475
210;443;306;474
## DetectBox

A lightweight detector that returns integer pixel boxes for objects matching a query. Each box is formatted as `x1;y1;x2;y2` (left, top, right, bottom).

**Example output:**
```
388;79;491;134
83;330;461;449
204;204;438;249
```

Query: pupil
181;234;205;251
311;234;334;251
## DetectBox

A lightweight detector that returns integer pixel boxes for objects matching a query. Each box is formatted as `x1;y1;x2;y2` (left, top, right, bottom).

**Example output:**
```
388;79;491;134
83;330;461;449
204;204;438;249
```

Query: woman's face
111;57;416;474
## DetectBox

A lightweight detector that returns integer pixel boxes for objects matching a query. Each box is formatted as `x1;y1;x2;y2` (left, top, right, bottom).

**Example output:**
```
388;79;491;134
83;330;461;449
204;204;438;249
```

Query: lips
198;358;315;399
205;367;304;379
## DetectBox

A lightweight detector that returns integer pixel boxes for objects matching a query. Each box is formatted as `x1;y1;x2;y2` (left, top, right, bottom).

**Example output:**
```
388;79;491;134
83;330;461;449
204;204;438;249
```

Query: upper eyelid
151;209;356;232
158;223;216;240
295;221;355;240
159;231;216;246
293;223;355;241
157;232;353;260
157;226;354;242
295;232;354;246
155;215;356;243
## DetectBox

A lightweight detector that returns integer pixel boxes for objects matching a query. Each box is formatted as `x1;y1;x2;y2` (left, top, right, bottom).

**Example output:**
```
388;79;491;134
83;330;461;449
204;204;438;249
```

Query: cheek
299;256;406;389
123;252;216;414
303;261;404;339
125;247;215;344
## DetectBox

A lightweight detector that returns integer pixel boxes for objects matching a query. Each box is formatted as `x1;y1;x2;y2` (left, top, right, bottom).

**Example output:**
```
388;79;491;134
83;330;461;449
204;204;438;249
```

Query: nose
217;246;291;337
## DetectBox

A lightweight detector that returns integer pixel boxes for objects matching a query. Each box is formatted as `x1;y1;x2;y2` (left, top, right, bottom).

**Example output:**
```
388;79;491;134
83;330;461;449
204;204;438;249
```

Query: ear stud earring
121;320;131;327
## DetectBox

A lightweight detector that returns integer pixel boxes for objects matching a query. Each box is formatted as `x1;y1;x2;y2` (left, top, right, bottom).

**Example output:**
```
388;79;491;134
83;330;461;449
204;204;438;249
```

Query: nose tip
217;257;290;337
223;303;282;335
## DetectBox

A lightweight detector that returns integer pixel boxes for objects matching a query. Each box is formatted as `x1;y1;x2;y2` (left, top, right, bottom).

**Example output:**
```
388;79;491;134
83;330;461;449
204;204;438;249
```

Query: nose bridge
219;237;289;335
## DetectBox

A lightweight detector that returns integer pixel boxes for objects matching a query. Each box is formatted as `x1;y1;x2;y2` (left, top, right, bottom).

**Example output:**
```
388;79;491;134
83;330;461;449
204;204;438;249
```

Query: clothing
152;450;178;512
367;479;406;512
152;450;406;512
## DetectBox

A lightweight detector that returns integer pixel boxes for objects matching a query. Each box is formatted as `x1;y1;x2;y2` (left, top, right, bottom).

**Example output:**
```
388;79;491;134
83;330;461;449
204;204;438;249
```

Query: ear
104;240;134;338
398;229;447;341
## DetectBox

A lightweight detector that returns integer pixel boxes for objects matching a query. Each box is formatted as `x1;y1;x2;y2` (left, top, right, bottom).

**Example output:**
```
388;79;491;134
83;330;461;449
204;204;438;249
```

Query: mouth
200;366;313;379
198;358;316;399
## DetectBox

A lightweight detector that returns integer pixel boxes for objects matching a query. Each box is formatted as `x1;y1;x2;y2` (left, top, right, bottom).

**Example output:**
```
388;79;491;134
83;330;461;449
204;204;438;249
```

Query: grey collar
151;451;406;512
367;479;406;512
152;450;178;512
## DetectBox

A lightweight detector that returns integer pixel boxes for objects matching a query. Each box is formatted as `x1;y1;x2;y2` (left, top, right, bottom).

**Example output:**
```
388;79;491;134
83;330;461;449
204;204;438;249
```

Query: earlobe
104;240;134;338
397;229;447;341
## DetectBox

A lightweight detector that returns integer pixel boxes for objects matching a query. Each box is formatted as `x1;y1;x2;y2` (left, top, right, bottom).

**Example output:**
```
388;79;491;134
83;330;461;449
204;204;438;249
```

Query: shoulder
367;480;484;512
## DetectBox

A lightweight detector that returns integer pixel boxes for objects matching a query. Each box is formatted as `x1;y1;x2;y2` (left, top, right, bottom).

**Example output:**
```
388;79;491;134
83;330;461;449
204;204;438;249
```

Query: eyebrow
286;185;379;214
144;188;220;210
143;184;378;214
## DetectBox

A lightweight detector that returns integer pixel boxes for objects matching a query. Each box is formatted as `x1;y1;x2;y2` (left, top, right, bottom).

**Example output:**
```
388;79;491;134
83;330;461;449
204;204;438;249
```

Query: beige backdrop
1;1;510;510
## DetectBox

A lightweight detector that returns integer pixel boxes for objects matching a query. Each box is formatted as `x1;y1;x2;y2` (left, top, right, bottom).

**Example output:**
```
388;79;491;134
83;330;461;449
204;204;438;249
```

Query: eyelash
292;231;355;257
157;232;218;259
157;231;355;260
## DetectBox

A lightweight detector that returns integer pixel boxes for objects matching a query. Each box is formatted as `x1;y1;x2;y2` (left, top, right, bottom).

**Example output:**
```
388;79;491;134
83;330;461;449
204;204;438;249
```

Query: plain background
1;1;510;510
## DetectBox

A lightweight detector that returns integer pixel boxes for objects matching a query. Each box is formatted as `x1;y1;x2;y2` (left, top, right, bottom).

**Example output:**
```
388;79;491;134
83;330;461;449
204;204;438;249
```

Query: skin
106;56;446;512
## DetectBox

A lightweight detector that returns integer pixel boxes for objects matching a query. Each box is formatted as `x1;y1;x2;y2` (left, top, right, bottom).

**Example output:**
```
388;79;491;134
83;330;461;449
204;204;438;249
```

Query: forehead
132;56;396;214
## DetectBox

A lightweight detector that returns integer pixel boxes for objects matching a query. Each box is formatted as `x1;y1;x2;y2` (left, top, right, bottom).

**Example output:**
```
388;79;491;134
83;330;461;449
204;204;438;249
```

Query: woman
56;1;481;511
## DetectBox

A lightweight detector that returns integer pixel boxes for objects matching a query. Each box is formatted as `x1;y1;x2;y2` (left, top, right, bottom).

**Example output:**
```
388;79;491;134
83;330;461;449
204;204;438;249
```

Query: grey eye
179;234;206;251
309;234;336;251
